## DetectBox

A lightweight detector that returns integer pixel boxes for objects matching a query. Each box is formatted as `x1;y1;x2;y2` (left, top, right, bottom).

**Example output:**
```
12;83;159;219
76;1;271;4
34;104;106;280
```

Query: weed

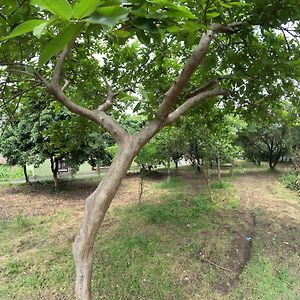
14;215;31;229
229;195;240;209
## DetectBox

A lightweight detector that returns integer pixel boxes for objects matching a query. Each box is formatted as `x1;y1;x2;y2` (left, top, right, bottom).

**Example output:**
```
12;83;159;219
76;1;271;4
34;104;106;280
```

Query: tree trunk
73;140;137;300
203;164;213;202
138;168;145;205
167;159;171;182
229;160;235;176
217;157;221;182
50;157;59;188
96;162;101;177
23;165;29;183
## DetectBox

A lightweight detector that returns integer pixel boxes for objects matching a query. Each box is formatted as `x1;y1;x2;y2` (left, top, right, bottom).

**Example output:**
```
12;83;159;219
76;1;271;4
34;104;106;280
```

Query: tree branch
51;46;70;86
97;77;114;112
47;84;128;143
156;30;214;119
44;46;128;143
164;82;227;125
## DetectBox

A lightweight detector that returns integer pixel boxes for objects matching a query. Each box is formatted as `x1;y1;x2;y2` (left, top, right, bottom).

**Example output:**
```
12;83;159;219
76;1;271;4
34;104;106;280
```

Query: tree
0;122;32;182
1;1;299;299
239;124;289;169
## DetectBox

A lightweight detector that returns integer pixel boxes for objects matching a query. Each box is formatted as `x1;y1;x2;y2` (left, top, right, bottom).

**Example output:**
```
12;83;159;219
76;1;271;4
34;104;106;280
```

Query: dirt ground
0;173;166;219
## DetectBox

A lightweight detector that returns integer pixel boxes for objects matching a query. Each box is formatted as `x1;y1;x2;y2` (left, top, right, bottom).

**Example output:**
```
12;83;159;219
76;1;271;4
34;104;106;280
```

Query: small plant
14;215;30;229
230;195;240;209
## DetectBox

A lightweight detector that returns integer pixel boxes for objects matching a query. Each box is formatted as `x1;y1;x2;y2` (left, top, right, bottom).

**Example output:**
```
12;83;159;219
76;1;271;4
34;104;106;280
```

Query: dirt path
234;170;300;224
216;168;300;294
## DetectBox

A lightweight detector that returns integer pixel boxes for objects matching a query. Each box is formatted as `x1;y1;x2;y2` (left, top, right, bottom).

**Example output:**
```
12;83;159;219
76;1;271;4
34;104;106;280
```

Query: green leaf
206;12;220;19
1;20;45;40
33;22;48;38
31;0;73;20
170;5;197;19
114;29;131;38
229;1;244;7
136;30;150;45
33;16;58;39
39;23;82;66
87;6;129;27
166;25;181;33
133;102;141;112
73;0;99;19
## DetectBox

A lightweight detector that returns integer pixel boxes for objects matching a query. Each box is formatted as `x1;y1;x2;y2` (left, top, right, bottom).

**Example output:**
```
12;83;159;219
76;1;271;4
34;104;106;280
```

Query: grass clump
211;180;231;190
154;176;182;189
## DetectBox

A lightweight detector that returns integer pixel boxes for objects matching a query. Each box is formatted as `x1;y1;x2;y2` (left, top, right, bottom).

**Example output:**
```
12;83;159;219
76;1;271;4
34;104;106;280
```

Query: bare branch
97;77;114;112
210;23;236;34
62;79;70;91
188;79;219;97
47;83;128;143
97;80;134;112
164;83;227;125
52;46;70;86
157;30;214;119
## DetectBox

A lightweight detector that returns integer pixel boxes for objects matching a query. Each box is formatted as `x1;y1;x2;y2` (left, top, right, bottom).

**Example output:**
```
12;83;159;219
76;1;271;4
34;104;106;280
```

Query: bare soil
0;174;165;219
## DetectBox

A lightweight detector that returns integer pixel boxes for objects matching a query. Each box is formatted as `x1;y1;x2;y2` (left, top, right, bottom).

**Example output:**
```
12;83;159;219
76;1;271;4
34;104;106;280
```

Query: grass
0;166;299;299
154;176;182;189
0;165;32;182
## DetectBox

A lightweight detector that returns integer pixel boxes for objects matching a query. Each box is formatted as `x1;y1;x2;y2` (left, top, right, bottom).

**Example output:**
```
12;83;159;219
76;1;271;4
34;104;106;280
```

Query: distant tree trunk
96;162;101;177
174;159;179;169
138;167;146;205
229;160;235;176
167;159;171;182
217;157;221;181
50;157;59;188
23;165;29;183
203;164;213;201
268;153;281;170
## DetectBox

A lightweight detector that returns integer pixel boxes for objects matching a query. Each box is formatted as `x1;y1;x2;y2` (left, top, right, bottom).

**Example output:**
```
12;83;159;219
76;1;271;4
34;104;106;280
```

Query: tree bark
50;157;59;188
23;165;29;183
217;157;221;182
167;159;171;182
73;138;138;300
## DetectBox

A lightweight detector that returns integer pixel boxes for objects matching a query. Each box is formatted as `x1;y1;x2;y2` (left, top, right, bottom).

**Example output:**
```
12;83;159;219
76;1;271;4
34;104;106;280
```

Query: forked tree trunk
73;139;138;300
